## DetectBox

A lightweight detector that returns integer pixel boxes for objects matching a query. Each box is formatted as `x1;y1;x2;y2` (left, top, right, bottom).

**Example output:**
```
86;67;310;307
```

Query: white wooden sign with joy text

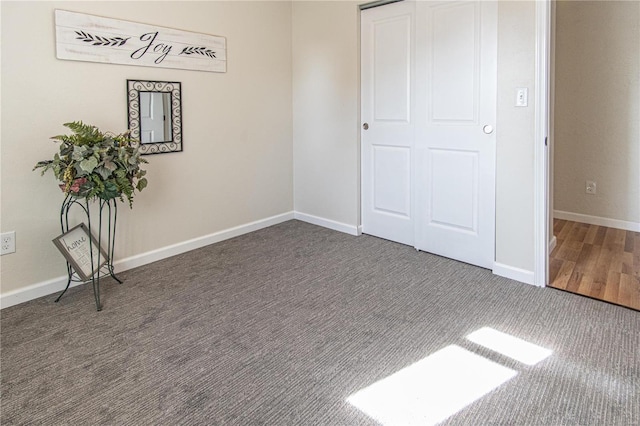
55;10;226;73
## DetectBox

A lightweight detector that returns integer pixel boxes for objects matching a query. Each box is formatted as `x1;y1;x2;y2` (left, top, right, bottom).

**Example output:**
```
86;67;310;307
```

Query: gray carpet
1;220;638;425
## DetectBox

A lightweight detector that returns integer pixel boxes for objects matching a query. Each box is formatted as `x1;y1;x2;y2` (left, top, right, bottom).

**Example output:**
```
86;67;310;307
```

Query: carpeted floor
1;220;638;425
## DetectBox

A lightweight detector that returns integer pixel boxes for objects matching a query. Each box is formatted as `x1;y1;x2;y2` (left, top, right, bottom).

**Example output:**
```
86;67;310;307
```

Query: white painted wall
1;1;293;295
495;1;537;273
554;1;640;225
292;1;360;230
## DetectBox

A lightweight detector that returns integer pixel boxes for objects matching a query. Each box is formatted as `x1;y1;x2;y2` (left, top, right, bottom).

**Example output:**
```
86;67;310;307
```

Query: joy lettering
131;32;172;64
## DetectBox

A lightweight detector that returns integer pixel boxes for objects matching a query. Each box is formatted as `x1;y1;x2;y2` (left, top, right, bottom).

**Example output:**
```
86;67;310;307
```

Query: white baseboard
549;235;557;253
293;212;359;236
0;211;294;309
493;262;535;286
554;210;640;232
3;211;544;308
0;275;72;310
117;211;294;272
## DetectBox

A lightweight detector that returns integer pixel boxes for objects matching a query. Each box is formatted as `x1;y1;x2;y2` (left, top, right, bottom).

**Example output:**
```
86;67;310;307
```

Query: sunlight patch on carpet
466;327;553;366
346;345;517;425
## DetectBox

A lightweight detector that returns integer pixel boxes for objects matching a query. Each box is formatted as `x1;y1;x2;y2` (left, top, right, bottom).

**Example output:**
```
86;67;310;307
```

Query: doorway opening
547;1;640;310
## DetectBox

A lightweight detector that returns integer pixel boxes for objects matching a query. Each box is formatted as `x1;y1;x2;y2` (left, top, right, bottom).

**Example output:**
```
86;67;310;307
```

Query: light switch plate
516;88;528;107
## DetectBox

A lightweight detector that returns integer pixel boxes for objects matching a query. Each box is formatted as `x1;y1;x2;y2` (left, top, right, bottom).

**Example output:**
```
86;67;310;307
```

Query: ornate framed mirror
127;79;182;154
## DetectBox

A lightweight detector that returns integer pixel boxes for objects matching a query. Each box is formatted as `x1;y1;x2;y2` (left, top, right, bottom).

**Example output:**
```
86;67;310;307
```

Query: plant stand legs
54;276;72;303
91;275;102;311
55;195;122;311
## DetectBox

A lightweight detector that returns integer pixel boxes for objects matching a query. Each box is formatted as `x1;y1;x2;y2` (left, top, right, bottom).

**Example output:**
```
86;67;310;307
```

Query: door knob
363;123;369;130
483;125;494;134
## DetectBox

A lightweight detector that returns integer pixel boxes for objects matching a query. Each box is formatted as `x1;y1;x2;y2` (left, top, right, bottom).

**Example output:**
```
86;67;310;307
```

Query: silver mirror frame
127;79;182;154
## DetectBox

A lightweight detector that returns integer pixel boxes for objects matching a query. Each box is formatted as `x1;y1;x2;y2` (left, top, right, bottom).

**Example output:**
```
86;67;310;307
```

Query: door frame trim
534;0;551;287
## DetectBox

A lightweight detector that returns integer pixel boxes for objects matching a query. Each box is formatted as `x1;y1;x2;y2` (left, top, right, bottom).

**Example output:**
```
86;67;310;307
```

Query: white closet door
361;1;416;246
361;1;496;270
414;1;497;269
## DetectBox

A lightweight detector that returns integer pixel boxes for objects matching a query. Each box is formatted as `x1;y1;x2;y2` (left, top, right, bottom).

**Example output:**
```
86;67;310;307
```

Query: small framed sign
53;223;109;281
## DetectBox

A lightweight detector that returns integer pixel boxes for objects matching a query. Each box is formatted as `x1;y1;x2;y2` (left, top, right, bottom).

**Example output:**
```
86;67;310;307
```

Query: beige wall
292;1;360;227
495;1;537;271
554;1;640;223
1;1;293;295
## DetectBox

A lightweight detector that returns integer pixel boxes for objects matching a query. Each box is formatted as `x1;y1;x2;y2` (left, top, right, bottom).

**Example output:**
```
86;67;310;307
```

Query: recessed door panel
429;149;478;232
373;16;411;122
373;145;411;217
430;2;479;123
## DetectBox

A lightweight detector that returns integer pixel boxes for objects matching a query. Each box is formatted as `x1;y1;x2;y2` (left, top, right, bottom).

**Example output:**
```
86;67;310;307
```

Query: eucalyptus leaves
34;121;148;207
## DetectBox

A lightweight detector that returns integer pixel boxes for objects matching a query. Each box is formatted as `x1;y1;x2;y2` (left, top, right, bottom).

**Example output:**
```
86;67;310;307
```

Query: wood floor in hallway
549;219;640;311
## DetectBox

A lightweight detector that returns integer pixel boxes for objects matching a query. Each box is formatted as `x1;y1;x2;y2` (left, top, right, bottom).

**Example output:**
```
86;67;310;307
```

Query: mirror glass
127;80;182;154
139;92;172;143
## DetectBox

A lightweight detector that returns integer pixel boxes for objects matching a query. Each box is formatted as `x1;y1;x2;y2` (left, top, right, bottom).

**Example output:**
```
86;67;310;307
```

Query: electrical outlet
1;231;16;255
586;181;597;195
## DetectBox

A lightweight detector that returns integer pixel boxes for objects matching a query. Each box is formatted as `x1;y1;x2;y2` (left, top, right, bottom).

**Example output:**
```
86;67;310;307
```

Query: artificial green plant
34;121;148;207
